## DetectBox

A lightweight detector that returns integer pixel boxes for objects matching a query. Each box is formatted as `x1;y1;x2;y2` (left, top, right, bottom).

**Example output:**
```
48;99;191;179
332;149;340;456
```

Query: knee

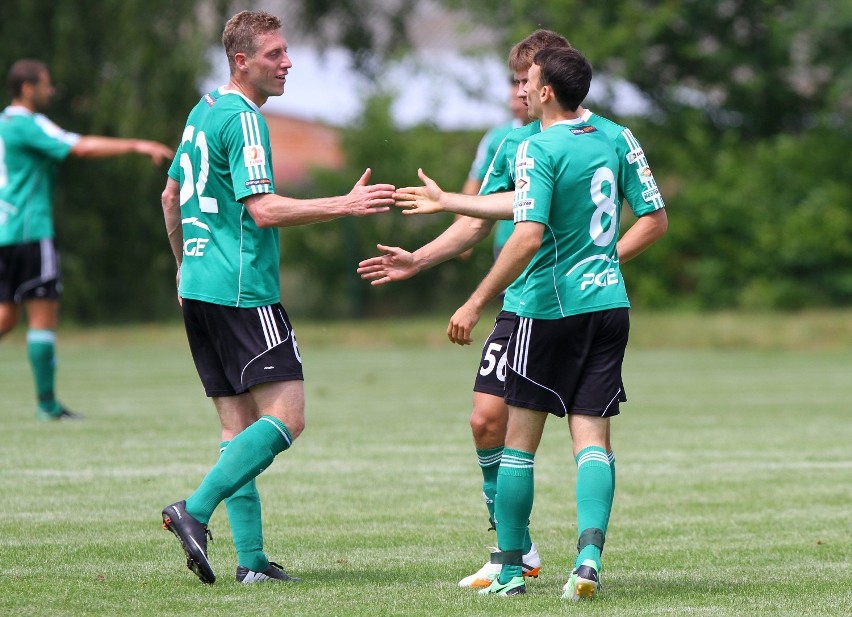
285;416;305;441
469;411;492;441
0;313;18;336
470;401;507;444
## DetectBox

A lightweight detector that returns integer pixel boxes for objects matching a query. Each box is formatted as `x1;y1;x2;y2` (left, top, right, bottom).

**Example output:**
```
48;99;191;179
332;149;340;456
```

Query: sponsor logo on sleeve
642;187;660;202
245;178;272;188
513;198;535;221
243;145;266;168
636;166;655;183
626;148;644;164
515;157;535;170
515;177;529;191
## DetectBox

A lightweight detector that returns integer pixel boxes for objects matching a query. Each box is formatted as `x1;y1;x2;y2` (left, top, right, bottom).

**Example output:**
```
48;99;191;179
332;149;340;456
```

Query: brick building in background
264;113;344;186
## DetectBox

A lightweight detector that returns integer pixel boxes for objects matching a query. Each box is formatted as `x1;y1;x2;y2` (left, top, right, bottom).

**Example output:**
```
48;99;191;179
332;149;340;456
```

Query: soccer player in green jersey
461;79;529;260
160;10;394;585
452;47;629;597
358;30;666;591
0;59;174;421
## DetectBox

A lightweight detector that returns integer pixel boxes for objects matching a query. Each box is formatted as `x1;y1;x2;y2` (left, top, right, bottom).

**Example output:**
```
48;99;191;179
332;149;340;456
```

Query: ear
540;84;554;104
234;51;249;72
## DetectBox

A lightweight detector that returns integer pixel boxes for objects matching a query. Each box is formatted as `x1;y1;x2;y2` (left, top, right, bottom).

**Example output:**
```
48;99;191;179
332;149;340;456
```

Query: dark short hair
7;59;47;99
508;30;571;74
532;47;592;111
222;10;282;74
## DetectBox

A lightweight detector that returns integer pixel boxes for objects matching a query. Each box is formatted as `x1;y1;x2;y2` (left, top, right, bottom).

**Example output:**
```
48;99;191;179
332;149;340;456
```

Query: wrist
466;291;489;313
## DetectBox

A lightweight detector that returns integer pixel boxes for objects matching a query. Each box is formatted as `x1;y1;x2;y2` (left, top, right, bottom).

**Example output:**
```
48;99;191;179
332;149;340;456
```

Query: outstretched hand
357;244;417;286
393;168;445;215
347;168;395;216
140;141;175;165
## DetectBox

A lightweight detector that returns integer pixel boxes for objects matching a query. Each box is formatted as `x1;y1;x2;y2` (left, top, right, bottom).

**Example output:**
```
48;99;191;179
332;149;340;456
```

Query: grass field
1;312;851;616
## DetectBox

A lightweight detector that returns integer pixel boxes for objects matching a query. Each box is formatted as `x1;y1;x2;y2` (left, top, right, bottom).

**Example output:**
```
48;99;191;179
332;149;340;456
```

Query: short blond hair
508;30;572;73
222;10;282;74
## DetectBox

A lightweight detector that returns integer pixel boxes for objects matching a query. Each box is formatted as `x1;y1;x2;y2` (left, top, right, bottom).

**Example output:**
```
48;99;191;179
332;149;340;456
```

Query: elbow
243;196;275;228
656;211;669;238
69;143;93;159
251;209;275;228
161;182;179;214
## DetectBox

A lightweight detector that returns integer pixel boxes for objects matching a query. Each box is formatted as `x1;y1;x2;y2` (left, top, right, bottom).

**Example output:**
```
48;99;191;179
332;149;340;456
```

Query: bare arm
357;215;494;285
617;209;668;264
161;177;183;302
71;136;174;164
161;178;182;267
244;168;394;228
447;221;543;345
394;169;514;220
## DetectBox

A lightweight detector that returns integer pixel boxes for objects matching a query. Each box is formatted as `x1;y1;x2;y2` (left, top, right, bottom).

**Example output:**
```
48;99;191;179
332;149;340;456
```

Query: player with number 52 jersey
167;90;279;308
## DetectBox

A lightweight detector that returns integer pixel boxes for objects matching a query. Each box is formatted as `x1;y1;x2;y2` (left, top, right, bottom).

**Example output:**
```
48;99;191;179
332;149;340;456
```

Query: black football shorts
504;308;629;418
182;299;304;397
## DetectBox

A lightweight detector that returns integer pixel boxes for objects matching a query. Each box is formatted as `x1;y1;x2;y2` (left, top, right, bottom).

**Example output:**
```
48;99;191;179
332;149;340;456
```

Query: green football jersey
470;120;522;252
168;89;279;308
0;106;79;246
480;110;666;313
512;120;627;319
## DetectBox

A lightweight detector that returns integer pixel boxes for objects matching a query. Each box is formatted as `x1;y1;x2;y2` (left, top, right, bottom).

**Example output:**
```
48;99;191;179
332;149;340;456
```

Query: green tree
0;0;229;323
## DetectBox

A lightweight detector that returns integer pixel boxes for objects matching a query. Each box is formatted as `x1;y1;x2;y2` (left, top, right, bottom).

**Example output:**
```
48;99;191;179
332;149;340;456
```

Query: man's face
27;70;55;111
513;68;529;113
245;30;292;101
508;80;527;121
524;63;544;120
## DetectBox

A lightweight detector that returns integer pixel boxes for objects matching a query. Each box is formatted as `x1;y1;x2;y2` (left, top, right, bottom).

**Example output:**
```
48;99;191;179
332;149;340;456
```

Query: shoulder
584;110;626;135
586;111;644;154
508;121;540;142
504;121;541;154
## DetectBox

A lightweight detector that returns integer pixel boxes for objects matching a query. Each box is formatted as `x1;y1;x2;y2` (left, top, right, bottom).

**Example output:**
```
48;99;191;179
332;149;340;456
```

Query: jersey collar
216;86;261;112
2;105;34;117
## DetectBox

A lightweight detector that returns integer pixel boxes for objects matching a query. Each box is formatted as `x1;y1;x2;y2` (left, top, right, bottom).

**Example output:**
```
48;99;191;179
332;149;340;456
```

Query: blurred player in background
160;10;394;585
0;59;173;421
461;78;529;262
358;29;667;591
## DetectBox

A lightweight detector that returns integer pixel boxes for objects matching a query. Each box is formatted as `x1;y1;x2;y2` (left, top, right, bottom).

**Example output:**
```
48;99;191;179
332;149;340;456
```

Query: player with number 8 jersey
481;111;664;320
511;127;625;319
168;90;279;308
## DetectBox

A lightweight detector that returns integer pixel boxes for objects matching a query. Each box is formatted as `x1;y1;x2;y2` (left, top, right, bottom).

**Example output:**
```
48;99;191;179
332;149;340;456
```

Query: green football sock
608;450;616;500
494;448;535;584
476;446;502;527
221;442;269;572
606;450;616;529
478;446;534;554
186;416;292;524
574;446;612;571
27;330;59;414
